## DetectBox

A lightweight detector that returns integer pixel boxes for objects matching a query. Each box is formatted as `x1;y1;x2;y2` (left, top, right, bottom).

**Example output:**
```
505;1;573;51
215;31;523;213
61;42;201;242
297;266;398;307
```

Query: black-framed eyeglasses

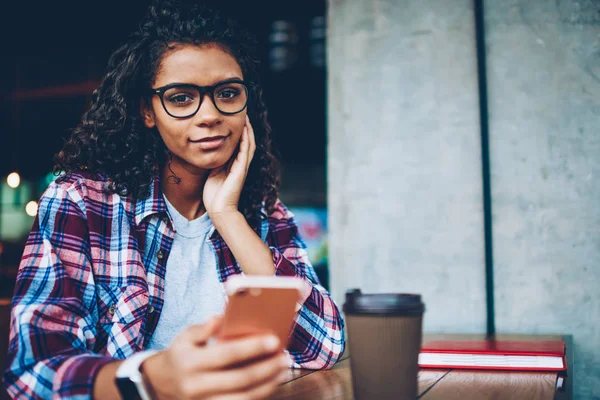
150;79;249;118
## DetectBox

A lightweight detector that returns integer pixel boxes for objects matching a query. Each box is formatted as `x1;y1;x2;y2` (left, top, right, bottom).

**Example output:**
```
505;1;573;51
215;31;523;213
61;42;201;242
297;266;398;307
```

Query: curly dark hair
55;0;279;220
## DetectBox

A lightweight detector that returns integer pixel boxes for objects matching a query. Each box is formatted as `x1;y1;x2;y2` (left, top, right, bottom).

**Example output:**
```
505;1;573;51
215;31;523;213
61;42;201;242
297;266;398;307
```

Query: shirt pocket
96;284;149;354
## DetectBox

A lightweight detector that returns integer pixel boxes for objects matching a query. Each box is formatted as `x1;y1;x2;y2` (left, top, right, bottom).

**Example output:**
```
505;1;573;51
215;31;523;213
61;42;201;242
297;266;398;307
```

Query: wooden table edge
417;369;452;399
283;353;352;384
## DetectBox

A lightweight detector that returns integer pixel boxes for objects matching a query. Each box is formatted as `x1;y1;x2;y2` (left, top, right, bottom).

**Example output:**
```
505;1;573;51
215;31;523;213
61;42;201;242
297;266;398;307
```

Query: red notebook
418;340;566;371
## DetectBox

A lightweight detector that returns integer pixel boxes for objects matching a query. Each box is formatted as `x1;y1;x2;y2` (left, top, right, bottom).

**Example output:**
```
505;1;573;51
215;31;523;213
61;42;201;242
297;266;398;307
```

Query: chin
202;160;229;169
189;153;232;170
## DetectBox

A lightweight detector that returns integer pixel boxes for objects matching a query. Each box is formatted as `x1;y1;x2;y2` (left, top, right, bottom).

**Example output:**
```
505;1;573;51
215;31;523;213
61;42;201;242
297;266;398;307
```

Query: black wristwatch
115;350;158;400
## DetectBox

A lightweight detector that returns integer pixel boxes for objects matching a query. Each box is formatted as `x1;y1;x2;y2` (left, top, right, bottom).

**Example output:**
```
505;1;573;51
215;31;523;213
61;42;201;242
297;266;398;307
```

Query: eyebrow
162;77;244;88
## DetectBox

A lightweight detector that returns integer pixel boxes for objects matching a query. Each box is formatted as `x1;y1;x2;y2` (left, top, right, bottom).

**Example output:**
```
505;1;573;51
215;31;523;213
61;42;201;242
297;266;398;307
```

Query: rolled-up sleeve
266;201;346;370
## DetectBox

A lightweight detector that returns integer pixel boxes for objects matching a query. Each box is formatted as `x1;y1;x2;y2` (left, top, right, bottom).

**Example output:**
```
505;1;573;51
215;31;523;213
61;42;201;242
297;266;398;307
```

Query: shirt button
148;305;155;314
162;215;169;224
108;304;116;315
157;250;164;259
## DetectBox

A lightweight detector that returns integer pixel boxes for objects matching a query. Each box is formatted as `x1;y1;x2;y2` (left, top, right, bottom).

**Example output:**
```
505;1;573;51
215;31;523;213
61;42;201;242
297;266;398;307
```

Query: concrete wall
328;0;599;397
327;0;487;334
486;1;600;398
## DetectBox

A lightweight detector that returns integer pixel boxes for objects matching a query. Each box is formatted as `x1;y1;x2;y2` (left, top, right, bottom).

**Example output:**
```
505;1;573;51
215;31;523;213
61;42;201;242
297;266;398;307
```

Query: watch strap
115;350;159;400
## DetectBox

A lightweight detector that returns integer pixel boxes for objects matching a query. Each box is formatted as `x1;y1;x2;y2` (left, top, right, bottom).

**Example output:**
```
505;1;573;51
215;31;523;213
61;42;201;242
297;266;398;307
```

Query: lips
189;133;230;150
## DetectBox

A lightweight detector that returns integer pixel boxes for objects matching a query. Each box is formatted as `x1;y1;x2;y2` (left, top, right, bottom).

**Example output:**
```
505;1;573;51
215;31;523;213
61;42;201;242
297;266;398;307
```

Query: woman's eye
216;89;239;99
167;93;194;104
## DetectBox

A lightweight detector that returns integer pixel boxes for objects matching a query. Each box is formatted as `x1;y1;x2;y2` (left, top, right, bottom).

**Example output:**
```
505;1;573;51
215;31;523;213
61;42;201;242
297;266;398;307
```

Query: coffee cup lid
343;289;425;316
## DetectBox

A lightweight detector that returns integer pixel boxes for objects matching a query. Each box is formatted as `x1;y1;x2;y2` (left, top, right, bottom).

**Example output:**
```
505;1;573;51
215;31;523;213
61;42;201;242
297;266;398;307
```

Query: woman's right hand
142;317;289;400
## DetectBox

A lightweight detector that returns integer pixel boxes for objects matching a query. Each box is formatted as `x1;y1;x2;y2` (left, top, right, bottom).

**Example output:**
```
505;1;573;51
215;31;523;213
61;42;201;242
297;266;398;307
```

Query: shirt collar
132;173;267;236
134;174;167;225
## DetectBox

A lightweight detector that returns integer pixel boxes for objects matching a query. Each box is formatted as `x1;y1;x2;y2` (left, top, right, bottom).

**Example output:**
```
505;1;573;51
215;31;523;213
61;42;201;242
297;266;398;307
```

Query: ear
140;98;156;129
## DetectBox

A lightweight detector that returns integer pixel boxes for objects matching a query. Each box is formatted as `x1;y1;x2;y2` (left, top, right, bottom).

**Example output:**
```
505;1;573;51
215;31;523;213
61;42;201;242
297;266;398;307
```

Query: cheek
155;122;187;154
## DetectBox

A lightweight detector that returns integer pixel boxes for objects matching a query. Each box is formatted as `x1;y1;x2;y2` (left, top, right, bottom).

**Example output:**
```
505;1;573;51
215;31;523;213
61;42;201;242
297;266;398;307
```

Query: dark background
0;0;327;183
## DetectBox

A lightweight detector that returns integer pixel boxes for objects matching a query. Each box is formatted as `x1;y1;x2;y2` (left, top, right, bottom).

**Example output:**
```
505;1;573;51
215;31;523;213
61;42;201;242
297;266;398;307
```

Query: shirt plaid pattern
3;172;345;399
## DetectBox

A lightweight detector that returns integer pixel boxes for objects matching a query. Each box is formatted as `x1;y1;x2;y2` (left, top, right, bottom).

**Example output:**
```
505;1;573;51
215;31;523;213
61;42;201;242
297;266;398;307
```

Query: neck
160;160;208;221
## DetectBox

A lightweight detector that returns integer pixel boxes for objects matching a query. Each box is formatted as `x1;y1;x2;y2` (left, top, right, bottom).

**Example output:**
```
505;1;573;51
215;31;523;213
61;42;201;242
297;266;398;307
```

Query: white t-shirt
146;196;226;350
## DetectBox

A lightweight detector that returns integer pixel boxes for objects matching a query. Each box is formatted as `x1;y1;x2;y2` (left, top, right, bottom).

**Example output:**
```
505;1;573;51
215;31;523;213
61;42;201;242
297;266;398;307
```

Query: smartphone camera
235;288;262;297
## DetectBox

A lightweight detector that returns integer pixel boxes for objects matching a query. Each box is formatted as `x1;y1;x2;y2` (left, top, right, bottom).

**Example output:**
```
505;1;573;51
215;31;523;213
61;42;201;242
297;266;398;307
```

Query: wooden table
271;334;573;400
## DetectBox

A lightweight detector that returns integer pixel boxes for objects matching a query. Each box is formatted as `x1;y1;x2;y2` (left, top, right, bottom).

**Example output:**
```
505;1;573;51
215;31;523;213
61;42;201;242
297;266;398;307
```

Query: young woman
3;2;345;399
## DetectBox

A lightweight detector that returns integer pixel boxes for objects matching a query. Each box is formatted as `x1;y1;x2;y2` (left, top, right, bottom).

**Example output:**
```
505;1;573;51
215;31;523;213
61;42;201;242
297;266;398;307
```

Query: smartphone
217;275;305;349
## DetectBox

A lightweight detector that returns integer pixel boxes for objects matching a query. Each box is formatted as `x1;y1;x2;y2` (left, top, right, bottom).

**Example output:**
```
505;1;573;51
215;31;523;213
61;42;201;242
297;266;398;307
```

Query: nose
193;93;222;127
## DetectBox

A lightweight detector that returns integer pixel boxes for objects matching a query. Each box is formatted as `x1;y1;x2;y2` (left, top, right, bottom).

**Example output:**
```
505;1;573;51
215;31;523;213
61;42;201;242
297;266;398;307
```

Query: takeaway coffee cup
343;289;425;400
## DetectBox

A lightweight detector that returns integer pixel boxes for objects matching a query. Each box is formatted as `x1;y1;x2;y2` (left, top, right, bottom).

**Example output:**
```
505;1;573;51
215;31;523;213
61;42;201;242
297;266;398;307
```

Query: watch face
116;376;142;400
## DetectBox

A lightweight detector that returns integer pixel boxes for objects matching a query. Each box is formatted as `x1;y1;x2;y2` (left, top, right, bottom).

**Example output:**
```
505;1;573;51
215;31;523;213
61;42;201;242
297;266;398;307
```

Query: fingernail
264;335;280;350
281;356;290;367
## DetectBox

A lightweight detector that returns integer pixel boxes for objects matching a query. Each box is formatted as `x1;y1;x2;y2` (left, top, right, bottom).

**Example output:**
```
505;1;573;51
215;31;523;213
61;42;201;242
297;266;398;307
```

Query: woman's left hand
203;115;256;218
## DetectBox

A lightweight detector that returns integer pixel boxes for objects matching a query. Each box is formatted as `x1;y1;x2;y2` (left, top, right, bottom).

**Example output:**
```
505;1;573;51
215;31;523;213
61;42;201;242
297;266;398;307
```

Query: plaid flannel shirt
3;172;345;399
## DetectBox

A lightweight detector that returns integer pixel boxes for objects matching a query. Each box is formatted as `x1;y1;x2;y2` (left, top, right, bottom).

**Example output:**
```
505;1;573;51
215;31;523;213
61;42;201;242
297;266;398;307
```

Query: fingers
229;117;255;177
166;328;289;400
245;115;256;168
206;372;286;400
188;352;289;397
231;126;248;169
179;317;223;346
197;334;282;370
237;126;250;162
225;129;247;181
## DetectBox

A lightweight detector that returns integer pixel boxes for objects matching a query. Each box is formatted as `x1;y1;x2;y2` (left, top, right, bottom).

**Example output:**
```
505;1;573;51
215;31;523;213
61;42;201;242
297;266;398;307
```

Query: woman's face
142;44;247;174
